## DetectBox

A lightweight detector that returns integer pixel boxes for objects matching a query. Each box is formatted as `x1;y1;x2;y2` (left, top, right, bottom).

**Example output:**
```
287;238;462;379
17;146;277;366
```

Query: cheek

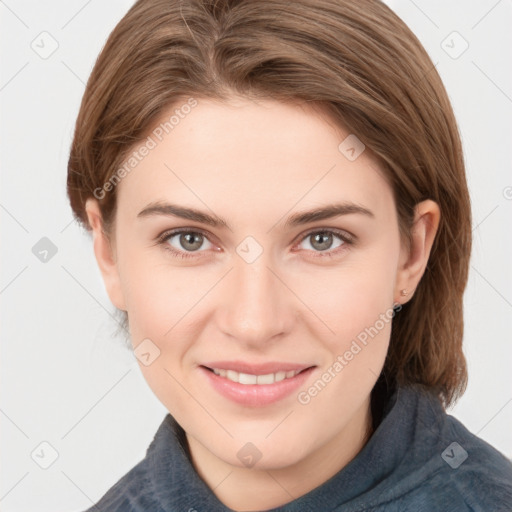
118;240;202;335
119;249;219;393
293;252;397;418
295;246;399;349
119;255;204;412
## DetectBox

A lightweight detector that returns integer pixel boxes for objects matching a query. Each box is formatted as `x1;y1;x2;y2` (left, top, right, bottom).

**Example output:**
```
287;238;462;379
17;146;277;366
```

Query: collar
146;384;444;511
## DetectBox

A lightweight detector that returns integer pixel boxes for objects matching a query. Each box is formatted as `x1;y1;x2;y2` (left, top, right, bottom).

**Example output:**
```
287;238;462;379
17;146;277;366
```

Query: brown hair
67;0;471;408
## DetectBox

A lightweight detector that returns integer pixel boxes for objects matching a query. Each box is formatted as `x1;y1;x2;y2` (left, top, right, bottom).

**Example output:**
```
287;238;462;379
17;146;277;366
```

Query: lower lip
200;366;315;407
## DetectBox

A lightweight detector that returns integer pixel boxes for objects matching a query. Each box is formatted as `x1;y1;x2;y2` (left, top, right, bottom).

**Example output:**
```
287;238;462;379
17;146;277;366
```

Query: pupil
182;233;202;251
313;232;332;251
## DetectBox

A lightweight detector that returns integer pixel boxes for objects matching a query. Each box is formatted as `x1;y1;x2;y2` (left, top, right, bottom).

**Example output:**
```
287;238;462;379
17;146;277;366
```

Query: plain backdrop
1;1;511;510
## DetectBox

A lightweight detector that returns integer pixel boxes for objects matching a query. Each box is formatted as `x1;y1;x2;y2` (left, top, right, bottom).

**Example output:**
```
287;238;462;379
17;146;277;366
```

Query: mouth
199;361;316;406
204;366;306;385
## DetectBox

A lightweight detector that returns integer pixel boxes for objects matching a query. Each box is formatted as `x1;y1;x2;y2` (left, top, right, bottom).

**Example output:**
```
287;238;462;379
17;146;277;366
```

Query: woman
67;0;512;510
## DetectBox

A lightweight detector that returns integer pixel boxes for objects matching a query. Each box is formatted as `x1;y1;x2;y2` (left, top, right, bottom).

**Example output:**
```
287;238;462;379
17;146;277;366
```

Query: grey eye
167;232;213;252
299;231;345;252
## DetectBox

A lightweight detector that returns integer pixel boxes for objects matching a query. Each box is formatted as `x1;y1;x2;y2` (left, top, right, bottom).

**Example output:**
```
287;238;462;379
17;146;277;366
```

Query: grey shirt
83;384;512;511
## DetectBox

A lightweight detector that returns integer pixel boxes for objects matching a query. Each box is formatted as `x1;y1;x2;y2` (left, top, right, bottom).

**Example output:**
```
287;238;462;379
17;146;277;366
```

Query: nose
216;252;295;348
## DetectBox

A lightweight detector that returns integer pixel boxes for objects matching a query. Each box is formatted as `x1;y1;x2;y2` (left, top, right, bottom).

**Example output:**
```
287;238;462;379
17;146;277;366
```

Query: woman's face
91;97;408;472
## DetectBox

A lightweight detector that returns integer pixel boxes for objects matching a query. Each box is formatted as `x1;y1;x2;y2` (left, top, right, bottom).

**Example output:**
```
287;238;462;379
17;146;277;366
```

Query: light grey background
1;1;511;510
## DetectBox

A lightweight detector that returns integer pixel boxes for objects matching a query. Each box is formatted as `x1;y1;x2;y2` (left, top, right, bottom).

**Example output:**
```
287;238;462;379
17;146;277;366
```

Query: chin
217;427;315;470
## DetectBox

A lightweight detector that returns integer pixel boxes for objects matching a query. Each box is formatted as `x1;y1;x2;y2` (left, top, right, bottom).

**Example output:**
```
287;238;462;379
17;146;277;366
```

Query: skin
86;96;440;511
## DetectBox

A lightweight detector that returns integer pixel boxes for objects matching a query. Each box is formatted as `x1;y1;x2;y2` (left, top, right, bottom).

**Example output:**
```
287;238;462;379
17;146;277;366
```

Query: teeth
257;373;274;385
275;371;286;382
239;372;257;385
226;370;238;381
211;368;302;385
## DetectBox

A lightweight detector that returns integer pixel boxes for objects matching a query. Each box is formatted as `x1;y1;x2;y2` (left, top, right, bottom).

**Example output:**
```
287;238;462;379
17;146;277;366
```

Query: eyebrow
137;201;374;229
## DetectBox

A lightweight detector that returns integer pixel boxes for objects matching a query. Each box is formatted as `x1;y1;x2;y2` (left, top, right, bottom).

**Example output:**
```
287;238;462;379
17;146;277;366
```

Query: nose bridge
218;249;293;344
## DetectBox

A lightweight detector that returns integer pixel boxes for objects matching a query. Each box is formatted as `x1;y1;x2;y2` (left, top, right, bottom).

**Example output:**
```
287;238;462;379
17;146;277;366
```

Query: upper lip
202;361;314;375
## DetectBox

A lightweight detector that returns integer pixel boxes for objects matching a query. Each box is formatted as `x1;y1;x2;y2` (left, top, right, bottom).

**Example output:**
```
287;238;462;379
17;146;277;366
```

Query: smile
200;362;316;406
210;368;302;385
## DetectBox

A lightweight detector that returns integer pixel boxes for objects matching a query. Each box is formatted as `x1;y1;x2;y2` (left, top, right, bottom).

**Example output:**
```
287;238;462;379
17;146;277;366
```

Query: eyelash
155;227;355;261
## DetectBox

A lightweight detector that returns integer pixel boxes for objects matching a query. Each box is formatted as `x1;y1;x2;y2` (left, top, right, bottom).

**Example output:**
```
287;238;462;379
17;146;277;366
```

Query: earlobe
394;199;440;304
85;199;127;311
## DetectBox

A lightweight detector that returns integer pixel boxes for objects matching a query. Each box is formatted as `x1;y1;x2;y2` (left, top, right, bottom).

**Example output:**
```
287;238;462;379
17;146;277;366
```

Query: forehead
116;97;393;224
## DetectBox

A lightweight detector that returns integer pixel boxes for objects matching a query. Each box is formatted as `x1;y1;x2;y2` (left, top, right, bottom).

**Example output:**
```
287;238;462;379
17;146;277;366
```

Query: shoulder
79;413;185;512
81;456;160;512
436;412;512;510
400;386;512;511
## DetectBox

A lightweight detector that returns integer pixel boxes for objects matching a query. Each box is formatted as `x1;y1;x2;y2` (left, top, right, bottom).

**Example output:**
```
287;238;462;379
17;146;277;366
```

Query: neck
185;397;374;511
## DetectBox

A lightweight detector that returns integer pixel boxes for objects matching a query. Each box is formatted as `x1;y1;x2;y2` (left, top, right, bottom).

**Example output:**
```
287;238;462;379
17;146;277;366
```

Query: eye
156;227;354;260
294;229;353;259
157;229;216;259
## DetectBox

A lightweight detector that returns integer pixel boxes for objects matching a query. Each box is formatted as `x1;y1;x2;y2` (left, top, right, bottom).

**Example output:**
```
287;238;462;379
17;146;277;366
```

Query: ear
394;199;440;305
85;198;127;311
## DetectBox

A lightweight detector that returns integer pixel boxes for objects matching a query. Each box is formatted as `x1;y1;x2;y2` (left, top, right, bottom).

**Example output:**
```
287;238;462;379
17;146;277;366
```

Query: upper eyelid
297;228;353;243
158;227;215;244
